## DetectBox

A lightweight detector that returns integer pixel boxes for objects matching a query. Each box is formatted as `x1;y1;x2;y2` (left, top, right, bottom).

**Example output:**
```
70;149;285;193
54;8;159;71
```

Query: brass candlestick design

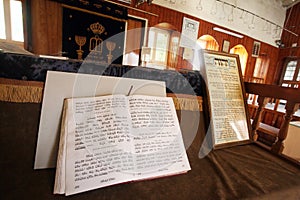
106;41;116;64
75;35;86;60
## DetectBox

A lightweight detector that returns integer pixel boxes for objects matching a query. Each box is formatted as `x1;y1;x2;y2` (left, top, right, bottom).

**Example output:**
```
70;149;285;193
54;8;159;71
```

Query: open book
54;94;191;196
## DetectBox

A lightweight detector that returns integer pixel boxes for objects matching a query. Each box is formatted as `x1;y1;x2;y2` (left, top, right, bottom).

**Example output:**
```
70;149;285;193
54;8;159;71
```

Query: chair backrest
244;82;300;154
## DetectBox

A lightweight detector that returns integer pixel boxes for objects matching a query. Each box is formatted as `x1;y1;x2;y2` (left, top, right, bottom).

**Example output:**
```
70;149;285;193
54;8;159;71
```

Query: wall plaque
201;50;251;148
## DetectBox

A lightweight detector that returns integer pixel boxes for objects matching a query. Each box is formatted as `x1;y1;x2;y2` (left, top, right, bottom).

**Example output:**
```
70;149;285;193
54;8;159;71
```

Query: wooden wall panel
126;3;280;83
27;0;300;85
274;3;300;84
125;18;143;55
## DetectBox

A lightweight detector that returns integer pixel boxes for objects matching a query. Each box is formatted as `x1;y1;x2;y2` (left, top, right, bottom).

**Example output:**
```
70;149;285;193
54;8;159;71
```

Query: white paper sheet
34;71;166;169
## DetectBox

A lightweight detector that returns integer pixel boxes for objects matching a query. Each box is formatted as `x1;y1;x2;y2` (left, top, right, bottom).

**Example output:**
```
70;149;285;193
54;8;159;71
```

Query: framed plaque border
201;50;252;149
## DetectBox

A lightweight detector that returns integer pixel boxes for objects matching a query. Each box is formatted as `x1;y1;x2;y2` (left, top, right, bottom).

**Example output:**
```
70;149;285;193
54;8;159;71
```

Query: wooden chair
244;82;300;154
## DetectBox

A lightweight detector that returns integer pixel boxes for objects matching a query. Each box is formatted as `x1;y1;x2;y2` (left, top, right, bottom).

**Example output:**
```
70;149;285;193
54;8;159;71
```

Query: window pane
171;37;179;53
148;30;155;48
282;83;289;87
253;58;262;77
197;39;207;49
148;30;155;61
0;0;5;39
156;32;168;49
10;0;23;41
155;32;168;62
283;61;297;81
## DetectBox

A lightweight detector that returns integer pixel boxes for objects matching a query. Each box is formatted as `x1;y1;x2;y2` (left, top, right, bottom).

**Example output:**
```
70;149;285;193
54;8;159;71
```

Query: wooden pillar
271;102;299;154
274;99;280;111
251;96;269;141
29;0;62;55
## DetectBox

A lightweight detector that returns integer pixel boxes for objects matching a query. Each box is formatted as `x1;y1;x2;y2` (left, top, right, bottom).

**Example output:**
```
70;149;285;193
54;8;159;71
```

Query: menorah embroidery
106;41;116;64
75;35;86;60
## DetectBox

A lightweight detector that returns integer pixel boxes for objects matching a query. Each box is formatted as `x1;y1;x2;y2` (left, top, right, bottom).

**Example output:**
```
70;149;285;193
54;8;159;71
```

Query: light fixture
243;12;248;24
210;0;217;15
135;0;153;6
213;27;244;38
248;15;255;29
213;0;298;37
267;23;272;34
263;20;268;31
228;6;234;22
239;10;244;19
196;0;203;11
275;39;284;48
272;25;281;39
219;2;226;20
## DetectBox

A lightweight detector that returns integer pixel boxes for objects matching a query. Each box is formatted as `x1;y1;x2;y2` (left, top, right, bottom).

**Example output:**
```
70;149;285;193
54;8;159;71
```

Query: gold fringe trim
0;78;203;111
0;84;43;103
0;78;44;103
168;94;203;111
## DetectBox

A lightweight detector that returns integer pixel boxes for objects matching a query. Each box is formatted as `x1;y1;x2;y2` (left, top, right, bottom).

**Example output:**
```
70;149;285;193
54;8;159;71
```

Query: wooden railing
244;82;300;154
281;80;299;88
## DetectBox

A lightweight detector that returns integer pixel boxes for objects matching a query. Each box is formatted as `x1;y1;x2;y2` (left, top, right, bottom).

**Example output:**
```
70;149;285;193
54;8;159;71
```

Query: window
0;0;24;44
252;55;270;83
275;59;300;110
281;60;300;88
167;35;179;69
283;61;297;81
230;45;248;76
0;0;5;39
147;27;170;69
197;35;219;51
147;26;180;70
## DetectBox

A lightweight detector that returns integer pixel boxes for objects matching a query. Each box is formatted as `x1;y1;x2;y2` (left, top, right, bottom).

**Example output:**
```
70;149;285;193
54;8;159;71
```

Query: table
1;101;300;199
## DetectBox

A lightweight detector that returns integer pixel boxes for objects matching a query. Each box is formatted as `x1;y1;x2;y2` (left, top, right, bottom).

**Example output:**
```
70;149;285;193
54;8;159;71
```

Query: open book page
54;95;190;196
128;95;191;179
60;95;135;195
54;99;68;194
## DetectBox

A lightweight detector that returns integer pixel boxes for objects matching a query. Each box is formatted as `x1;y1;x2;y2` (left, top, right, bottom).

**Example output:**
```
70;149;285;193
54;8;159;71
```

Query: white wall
153;0;287;47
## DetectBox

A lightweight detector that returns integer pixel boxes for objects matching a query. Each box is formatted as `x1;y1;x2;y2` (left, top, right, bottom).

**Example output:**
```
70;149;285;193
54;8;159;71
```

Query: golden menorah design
106;41;116;64
75;35;86;60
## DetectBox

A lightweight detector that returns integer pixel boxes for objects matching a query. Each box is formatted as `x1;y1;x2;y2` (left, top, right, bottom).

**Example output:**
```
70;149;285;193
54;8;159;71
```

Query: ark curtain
62;7;125;64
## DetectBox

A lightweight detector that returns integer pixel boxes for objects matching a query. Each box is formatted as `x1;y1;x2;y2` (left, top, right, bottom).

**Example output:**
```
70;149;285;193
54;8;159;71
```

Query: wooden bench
257;122;280;146
244;82;300;154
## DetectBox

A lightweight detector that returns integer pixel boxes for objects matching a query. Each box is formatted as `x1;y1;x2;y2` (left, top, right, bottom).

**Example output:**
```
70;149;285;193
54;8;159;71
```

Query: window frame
280;58;300;88
229;44;248;76
0;0;24;47
252;54;270;83
147;27;170;68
